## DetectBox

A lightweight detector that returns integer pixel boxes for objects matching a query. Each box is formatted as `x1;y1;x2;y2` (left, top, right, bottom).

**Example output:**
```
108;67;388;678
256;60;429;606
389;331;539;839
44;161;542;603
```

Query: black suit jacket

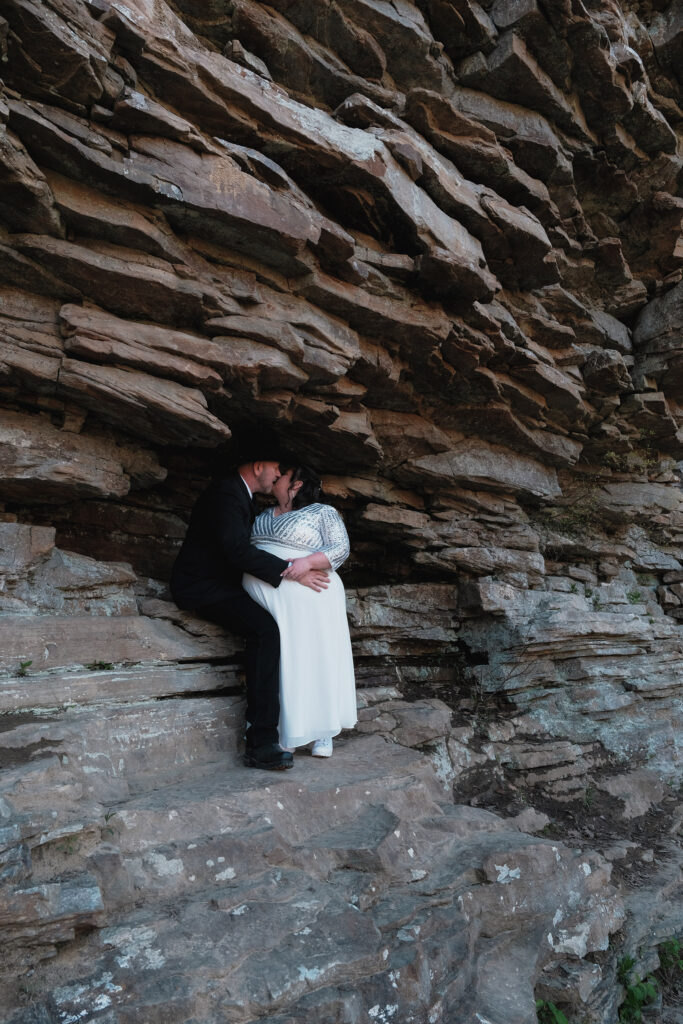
170;474;288;610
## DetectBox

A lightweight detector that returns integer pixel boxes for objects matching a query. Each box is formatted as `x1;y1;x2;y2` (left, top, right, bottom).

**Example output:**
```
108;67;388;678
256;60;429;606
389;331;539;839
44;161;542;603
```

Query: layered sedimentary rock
0;1;682;1022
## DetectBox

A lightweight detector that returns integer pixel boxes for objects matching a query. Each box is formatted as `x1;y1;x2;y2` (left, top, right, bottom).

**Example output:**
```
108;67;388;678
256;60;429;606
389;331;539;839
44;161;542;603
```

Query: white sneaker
311;737;333;758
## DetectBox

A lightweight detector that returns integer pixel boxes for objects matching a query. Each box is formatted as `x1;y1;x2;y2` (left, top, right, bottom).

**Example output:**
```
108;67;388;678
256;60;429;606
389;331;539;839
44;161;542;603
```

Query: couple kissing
170;442;357;771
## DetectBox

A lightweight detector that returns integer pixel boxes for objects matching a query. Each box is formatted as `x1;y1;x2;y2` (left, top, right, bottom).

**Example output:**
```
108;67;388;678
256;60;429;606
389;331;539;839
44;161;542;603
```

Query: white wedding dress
243;503;357;749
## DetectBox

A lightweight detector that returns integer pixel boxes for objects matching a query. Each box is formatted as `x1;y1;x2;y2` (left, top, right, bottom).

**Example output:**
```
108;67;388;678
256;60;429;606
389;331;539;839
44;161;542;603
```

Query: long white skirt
243;542;357;748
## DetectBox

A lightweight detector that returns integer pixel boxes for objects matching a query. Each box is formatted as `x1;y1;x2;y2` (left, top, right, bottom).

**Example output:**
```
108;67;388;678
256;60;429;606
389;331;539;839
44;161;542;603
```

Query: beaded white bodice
251;503;350;570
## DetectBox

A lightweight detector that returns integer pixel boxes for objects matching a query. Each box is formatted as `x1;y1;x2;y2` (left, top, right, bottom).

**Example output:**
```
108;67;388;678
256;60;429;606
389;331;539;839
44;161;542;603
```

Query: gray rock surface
0;0;682;1020
0;686;625;1024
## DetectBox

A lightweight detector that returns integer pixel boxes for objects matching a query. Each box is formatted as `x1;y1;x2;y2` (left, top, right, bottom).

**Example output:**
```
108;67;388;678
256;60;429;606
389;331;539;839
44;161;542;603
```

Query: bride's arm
281;506;349;580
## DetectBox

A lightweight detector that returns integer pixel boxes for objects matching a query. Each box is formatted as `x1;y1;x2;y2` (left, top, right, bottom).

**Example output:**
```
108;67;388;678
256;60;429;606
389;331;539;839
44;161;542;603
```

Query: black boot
244;743;294;770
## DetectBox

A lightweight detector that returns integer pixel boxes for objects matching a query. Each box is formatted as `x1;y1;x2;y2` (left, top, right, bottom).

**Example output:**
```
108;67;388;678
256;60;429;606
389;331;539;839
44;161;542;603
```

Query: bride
242;464;357;758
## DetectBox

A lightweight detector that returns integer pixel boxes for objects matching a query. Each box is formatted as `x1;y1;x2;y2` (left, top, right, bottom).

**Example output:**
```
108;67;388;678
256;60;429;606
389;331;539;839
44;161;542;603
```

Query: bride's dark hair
282;463;323;510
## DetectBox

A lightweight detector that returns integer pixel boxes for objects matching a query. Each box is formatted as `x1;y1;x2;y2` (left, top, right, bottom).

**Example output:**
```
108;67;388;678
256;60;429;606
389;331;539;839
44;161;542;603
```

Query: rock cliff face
0;1;682;1022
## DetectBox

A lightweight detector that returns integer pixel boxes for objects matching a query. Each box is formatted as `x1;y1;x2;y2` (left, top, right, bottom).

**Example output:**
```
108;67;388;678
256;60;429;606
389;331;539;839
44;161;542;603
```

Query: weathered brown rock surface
0;0;682;1022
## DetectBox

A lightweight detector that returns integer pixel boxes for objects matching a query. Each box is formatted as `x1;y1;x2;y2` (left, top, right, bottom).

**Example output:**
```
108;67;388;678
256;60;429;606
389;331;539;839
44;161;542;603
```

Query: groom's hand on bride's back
296;569;330;592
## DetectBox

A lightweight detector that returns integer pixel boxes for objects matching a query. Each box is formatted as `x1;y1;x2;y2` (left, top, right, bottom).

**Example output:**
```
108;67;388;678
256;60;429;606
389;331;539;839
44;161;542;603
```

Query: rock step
0;614;233;678
0;697;246;812
0;701;625;1024
2;727;610;1024
111;734;444;838
93;735;448;898
0;663;240;715
91;736;523;912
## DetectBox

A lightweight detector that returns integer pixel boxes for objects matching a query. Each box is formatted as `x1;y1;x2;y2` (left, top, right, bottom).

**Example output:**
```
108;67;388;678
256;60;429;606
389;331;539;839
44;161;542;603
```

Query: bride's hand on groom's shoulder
296;569;330;592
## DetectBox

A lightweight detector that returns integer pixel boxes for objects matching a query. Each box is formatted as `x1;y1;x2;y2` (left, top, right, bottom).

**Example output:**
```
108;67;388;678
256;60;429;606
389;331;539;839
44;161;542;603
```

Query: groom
170;450;328;770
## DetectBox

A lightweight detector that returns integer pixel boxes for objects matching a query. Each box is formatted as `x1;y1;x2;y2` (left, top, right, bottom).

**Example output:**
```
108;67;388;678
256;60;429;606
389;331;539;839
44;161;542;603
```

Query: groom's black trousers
198;593;281;750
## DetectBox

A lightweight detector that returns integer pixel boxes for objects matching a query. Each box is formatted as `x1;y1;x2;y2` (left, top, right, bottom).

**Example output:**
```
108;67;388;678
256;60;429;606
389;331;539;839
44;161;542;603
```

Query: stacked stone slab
0;0;681;1021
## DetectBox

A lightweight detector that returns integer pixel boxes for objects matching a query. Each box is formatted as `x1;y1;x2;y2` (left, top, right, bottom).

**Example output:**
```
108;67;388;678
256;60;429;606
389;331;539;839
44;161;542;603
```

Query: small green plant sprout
569;582;579;594
592;594;604;611
547;491;602;539
536;999;570;1024
102;809;119;837
636;428;659;467
17;977;40;1003
17;660;32;677
583;784;597;811
617;956;658;1023
658;936;683;976
87;661;115;671
619;977;658;1023
627;589;643;605
618;956;637;985
603;450;628;472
